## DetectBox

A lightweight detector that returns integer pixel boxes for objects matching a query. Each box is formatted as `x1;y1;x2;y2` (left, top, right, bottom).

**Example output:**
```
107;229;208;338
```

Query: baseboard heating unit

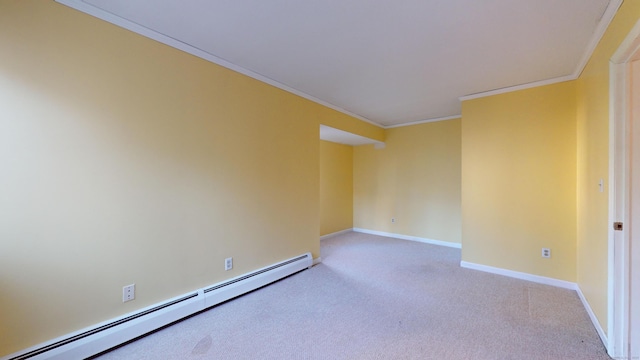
3;253;312;360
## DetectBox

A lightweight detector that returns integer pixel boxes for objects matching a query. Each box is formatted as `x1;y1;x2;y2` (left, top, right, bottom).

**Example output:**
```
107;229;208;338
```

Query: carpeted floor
93;232;611;359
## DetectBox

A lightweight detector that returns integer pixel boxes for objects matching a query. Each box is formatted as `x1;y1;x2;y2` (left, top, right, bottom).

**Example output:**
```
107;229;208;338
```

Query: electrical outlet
225;257;233;271
391;218;395;223
541;248;551;258
123;284;135;302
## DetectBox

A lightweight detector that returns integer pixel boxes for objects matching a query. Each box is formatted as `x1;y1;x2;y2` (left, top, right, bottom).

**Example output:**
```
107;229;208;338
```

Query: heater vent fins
204;255;309;293
8;293;198;360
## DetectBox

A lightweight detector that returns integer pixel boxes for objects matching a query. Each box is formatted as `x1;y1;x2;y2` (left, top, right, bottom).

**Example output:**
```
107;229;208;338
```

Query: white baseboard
320;229;353;240
459;261;577;290
460;260;609;350
2;253;312;360
313;257;322;266
575;286;608;347
352;228;462;249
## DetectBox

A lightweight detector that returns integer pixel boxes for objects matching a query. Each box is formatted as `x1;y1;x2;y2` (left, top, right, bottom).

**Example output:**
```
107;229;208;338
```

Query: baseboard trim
352;228;462;249
575;286;608;348
2;253;312;360
320;229;353;241
313;257;322;266
460;261;609;349
459;261;577;290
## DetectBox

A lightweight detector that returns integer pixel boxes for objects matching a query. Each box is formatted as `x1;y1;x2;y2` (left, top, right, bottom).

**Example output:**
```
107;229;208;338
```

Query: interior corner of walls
461;81;579;286
575;285;608;349
319;229;353;240
353;120;461;246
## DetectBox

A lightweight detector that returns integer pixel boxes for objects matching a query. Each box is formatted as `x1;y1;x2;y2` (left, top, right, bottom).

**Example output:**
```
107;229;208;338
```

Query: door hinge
614;222;623;231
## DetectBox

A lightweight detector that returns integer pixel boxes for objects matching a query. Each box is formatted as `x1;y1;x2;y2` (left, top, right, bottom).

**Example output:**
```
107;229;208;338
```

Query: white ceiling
58;0;618;129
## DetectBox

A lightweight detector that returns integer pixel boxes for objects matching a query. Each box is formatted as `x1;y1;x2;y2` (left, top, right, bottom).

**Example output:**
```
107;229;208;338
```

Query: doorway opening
609;18;640;360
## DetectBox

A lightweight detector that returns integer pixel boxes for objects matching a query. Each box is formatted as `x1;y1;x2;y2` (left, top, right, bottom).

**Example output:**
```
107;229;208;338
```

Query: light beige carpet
93;232;611;359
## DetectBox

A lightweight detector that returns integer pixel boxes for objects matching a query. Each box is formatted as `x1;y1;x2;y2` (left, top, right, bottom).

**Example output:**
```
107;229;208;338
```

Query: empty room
2;1;640;359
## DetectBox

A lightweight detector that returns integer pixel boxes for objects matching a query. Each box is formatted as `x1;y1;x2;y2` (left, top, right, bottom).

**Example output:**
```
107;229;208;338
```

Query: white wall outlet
225;257;233;271
541;248;551;258
122;284;135;302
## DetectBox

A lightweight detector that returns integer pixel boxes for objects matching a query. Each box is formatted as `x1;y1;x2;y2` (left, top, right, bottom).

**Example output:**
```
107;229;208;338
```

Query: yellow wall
461;82;577;281
353;120;462;244
320;141;354;235
0;1;381;356
576;0;640;333
5;0;639;356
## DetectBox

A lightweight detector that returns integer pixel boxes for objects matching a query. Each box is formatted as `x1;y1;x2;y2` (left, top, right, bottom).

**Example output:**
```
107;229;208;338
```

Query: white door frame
609;18;640;359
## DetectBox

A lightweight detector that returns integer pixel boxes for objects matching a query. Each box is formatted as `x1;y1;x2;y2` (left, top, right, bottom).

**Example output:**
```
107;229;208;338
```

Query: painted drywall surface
461;81;577;282
318;106;385;143
320;141;354;235
353;119;462;244
575;0;640;334
0;1;378;356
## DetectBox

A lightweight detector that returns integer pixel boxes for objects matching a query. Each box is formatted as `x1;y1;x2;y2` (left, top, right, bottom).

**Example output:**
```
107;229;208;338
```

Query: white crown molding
459;75;576;101
55;0;622;130
611;15;640;64
384;115;461;129
459;0;622;103
575;0;623;77
380;0;620;124
53;0;459;131
54;0;385;130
